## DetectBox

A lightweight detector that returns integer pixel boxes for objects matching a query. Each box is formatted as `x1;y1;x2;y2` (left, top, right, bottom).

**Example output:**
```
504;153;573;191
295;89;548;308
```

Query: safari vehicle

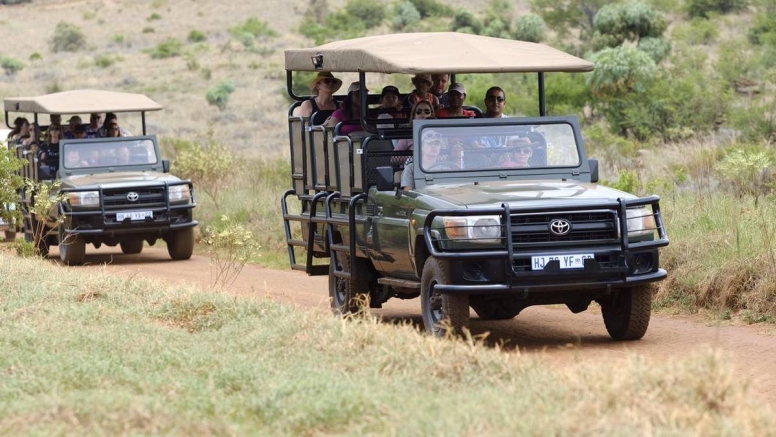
4;90;197;265
281;33;669;339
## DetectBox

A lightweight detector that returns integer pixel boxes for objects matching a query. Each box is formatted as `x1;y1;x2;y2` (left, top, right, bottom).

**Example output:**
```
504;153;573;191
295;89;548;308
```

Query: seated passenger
435;83;475;118
64;115;82;139
394;101;435;151
500;137;533;168
293;72;342;118
106;121;122;138
401;130;448;190
375;85;404;129
324;81;367;136
7;117;29;141
72;124;88;139
405;74;440;109
99;113;131;137
431;73;451;108
86;113;102;138
38;125;63;176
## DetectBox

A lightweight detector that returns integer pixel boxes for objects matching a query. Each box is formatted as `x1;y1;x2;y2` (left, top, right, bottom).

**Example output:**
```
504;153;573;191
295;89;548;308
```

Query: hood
419;180;635;209
60;171;183;189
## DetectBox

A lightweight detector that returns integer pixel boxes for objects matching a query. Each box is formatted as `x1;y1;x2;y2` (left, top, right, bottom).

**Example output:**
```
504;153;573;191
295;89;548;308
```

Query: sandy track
47;245;776;407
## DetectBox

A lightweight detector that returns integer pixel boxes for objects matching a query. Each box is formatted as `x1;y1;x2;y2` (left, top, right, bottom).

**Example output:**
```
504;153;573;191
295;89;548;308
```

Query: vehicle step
377;278;421;289
290;264;330;276
332;270;351;280
287;239;307;247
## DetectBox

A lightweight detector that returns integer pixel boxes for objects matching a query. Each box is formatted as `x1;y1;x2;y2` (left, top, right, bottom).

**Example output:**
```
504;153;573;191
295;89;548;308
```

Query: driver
500;136;533;168
401;130;448;190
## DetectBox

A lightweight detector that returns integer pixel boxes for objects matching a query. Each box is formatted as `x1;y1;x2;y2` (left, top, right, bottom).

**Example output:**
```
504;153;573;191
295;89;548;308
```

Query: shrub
187;30;207;43
672;17;720;45
637;36;672;63
49;22;87;53
203;215;262;290
480;18;510;38
28;52;41;61
730;99;776;142
392;1;421;30
587;45;657;98
592;1;668;50
605;169;640;193
169;134;235;209
149;38;183;59
147;12;162;21
408;0;453;18
0;148;24;230
94;54;117;68
111;34;125;44
686;0;748;18
514;14;546;42
230;17;276;40
715;147;774;196
205;80;235;111
345;0;385;29
451;8;481;33
142;27;155;33
0;56;23;76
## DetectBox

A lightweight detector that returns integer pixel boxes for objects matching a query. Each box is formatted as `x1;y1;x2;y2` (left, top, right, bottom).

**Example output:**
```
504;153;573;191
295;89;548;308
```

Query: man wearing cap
293;71;343;120
376;85;402;129
431;74;451;108
436;83;476;118
64;115;82;139
405;74;440;109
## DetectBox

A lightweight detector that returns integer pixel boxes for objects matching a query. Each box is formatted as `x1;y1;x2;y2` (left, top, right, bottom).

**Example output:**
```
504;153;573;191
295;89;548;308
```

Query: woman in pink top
325;82;368;135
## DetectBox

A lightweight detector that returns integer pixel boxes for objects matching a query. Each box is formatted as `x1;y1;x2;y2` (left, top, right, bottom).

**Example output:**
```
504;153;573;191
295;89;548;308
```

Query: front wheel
59;228;86;266
420;258;469;337
167;228;194;260
600;285;652;341
329;252;370;315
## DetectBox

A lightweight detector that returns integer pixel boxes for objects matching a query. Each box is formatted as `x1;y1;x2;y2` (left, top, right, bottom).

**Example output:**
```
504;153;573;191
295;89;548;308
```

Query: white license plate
116;211;153;221
531;253;594;270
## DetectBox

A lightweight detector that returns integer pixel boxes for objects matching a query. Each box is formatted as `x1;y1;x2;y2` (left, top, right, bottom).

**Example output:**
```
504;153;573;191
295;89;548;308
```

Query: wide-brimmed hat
310;72;343;93
347;81;369;94
411;74;433;86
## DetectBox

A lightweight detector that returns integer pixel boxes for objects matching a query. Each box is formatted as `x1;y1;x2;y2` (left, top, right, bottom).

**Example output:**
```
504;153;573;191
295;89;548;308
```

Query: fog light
633;254;653;274
462;262;484;281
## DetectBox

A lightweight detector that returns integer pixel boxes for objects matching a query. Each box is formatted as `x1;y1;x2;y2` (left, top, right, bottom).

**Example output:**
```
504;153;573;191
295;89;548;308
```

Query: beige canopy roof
4;89;163;114
285;32;594;74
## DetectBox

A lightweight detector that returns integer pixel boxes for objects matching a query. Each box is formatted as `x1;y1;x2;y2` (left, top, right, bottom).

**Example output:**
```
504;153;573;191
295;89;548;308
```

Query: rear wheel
167;228;194;260
329;252;370;315
59;228;86;266
600;285;652;340
420;258;469;337
120;239;144;254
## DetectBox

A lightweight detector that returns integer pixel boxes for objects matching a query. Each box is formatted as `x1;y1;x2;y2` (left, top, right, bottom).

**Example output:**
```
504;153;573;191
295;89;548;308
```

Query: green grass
1;253;774;435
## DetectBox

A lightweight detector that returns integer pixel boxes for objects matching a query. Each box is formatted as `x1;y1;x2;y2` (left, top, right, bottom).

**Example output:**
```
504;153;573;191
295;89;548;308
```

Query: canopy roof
285;32;594;74
4;89;163;114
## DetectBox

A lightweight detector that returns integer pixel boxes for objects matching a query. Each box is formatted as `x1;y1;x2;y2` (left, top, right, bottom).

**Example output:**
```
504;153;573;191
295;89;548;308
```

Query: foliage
25;179;67;257
28;52;41;61
480;18;510;38
715;147;774;196
587;45;657;98
544;72;590;115
0;56;23;76
94;54;119;68
187;30;207;43
229;17;277;49
0;148;24;228
513;14;546;42
685;0;748;18
716;38;764;87
451;8;481;33
393;1;422;30
637;36;672;63
408;0;453;18
605;169;640;193
0;0;32;4
49;22;87;53
148;38;183;59
203;215;262;290
147;12;162;21
748;0;776;45
345;0;385;29
168;134;235;210
205;80;236;111
672;17;720;45
592;1;668;51
729;98;776;142
142;26;155;33
530;0;608;41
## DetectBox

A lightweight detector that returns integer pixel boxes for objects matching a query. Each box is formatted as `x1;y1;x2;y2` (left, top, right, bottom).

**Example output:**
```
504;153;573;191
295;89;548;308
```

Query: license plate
531;253;594;270
116;211;153;221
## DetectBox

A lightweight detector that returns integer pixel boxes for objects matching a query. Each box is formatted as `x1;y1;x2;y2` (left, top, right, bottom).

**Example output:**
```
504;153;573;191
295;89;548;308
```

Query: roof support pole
538;72;546;116
141;111;147;136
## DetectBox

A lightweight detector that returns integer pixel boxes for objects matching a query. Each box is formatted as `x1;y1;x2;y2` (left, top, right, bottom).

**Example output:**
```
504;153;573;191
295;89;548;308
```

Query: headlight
168;185;191;202
626;207;656;239
67;191;99;207
442;215;502;244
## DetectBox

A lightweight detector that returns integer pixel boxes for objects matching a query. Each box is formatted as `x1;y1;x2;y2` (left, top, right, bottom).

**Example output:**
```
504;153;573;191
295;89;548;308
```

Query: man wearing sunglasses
484;87;508;119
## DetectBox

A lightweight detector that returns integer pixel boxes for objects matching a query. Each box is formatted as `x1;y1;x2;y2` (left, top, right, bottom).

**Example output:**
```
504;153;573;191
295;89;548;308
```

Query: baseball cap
448;83;466;96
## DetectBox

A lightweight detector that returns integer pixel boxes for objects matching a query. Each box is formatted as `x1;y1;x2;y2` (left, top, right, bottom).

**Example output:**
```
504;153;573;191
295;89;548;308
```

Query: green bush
605;169;640;193
187;30;207;43
408;0;453;18
168;134;235;210
637;36;672;63
451;8;481;33
147;12;162;21
205;80;235;111
480;18;510;38
142;26;155;33
28;52;41;61
592;1;668;50
149;38;183;59
686;0;748;18
672;17;720;45
94;54;120;68
730;99;776;142
0;56;23;76
0;148;24;229
393;1;422;30
49;22;87;53
715;147;774;196
345;0;385;29
514;13;546;42
587;45;657;98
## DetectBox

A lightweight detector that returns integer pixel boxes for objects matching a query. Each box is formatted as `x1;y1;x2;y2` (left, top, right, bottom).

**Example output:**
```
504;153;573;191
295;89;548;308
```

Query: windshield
62;139;158;170
418;122;580;173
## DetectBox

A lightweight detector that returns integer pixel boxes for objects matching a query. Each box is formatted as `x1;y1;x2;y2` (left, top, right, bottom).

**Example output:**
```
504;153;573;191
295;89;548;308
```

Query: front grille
511;210;618;245
102;187;166;209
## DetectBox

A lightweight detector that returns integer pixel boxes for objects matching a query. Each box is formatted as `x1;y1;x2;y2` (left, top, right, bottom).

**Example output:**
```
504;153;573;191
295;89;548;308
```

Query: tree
514;14;547;42
591;2;671;62
530;0;609;41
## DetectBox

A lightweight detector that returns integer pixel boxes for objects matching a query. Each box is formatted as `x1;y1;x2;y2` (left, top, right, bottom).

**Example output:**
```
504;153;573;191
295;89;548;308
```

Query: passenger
99;113;131;137
401;130;447;190
500;137;533;168
7;117;29;142
86;113;102;138
293;72;343;119
64;115;82;139
483;86;508;118
405;74;440;109
64;149;89;168
430;73;451;108
394;101;435;151
38;125;63;174
375;85;403;129
49;114;62;128
324;81;367;135
73;124;88;139
435;83;476;118
22;123;39;147
106;121;122;138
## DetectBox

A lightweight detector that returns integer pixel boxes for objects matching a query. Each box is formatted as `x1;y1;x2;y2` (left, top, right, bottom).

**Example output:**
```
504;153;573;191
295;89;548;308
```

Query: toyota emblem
126;192;139;202
549;218;571;236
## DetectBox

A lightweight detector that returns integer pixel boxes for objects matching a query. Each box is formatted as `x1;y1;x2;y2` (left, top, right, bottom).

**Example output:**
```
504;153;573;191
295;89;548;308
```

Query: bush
592;1;668;49
480;18;510;38
392;1;422;30
142;27;155;33
587;45;657;98
147;12;162;21
715;147;774;196
205;80;235;111
451;8;481;33
686;0;748;18
169;134;235;209
203;215;262;291
729;99;776;142
94;54;119;68
0;56;23;76
28;52;41;61
345;0;385;29
49;22;87;53
0;148;24;229
149;38;183;59
637;36;672;63
514;14;546;42
188;30;207;43
672;17;720;45
408;0;453;18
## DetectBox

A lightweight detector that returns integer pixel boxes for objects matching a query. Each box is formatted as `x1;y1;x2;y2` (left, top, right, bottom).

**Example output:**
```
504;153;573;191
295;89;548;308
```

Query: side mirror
589;159;599;184
162;159;171;173
375;166;396;191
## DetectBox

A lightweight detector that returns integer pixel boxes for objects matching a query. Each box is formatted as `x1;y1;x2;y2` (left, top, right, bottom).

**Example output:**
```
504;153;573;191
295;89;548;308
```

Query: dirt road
47;245;776;407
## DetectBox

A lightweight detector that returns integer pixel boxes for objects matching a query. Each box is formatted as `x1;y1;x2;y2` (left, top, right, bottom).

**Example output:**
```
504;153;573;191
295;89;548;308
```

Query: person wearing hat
324;81;368;135
405;74;440;109
64;115;82;139
436;83;476;118
378;85;402;112
293;71;343;120
401;129;450;190
500;136;534;168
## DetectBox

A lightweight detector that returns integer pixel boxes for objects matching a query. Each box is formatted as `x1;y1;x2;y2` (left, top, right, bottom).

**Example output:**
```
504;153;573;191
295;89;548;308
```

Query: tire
470;298;520;320
167;228;194;260
59;228;86;266
120;239;144;255
600;285;652;341
3;230;16;241
420;258;469;337
329;251;370;315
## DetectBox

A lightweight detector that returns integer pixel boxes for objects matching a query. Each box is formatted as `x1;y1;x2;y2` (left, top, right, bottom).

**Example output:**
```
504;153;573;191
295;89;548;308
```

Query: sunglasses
415;108;432;115
320;78;334;85
515;146;532;154
486;96;505;102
